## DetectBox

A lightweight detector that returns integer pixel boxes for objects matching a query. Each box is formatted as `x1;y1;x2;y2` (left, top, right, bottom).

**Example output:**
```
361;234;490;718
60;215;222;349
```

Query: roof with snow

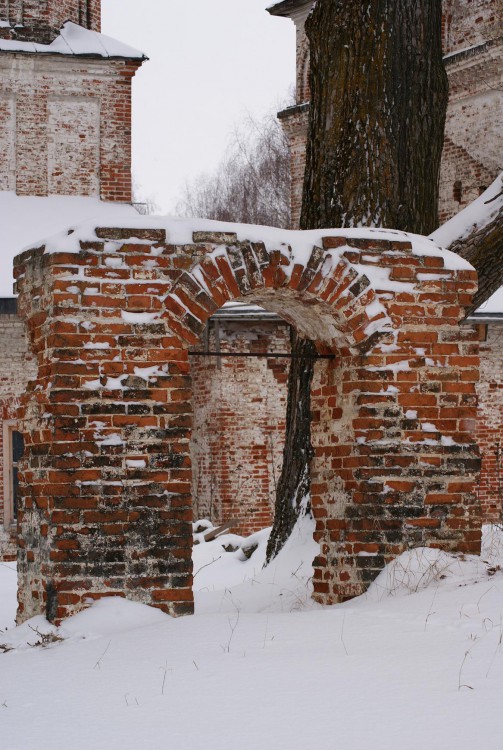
0;191;139;297
0;21;146;60
467;291;503;321
267;0;312;18
430;175;503;250
211;302;283;322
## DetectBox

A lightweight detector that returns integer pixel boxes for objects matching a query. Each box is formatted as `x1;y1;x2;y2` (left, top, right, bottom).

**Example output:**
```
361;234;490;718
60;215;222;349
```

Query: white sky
101;0;295;214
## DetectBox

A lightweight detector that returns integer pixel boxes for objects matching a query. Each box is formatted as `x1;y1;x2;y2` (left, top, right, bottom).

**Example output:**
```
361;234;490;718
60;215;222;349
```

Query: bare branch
176;112;291;229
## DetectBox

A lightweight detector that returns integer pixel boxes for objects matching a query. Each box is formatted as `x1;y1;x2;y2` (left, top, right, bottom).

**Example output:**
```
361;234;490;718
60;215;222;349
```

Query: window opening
11;430;24;522
3;421;24;528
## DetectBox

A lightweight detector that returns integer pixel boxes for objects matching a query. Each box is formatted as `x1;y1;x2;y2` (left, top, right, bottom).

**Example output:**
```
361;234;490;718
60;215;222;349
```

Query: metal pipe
188;351;335;359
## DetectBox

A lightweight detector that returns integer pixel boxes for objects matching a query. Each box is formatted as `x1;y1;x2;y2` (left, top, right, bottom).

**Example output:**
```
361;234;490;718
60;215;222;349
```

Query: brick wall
279;104;309;231
0;314;35;405
442;0;501;54
0;53;140;202
191;320;289;535
440;41;503;221
0;0;101;43
13;225;480;622
0;92;15;191
476;324;503;522
0;313;36;560
439;137;496;224
48;96;100;196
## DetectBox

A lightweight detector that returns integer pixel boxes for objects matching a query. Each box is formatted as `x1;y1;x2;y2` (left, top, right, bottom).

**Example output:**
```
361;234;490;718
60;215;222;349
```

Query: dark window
11;431;24;520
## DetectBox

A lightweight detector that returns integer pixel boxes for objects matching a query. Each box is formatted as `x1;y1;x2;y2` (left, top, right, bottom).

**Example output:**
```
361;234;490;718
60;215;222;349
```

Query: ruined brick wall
441;37;503;222
0;0;100;43
13;224;480;622
278;0;502;228
442;0;501;54
290;3;312;105
0;313;36;560
438;137;496;224
308;240;480;601
191;320;289;535
279;104;309;234
0;53;139;201
476;324;503;522
0;91;15;191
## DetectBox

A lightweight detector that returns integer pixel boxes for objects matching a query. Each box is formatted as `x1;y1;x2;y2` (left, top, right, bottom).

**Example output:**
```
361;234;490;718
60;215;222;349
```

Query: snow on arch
160;228;408;353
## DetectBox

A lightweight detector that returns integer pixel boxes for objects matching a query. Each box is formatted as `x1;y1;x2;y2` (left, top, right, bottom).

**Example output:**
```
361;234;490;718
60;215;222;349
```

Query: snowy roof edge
267;0;313;18
0;21;147;60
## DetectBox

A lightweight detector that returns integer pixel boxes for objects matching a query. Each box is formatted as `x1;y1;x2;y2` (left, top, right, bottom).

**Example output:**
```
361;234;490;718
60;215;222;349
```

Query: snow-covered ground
1;519;503;749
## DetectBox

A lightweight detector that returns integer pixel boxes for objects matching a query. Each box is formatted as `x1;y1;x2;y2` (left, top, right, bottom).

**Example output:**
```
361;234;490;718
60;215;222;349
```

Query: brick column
14;231;194;622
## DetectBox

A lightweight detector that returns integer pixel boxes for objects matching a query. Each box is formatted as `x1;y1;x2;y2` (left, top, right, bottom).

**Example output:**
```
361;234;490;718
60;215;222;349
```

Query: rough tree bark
301;0;448;233
266;0;448;563
265;332;316;562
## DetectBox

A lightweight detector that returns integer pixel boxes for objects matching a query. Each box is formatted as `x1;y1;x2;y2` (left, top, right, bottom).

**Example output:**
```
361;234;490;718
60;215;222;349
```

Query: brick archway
162;237;392;352
14;223;481;622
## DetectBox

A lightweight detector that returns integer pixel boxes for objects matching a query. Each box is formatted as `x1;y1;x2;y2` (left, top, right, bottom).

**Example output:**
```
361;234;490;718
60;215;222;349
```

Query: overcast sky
101;0;295;214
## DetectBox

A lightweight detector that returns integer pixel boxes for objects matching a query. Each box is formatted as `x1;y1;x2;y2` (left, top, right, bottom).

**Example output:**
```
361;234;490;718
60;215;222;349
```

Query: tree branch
430;174;503;314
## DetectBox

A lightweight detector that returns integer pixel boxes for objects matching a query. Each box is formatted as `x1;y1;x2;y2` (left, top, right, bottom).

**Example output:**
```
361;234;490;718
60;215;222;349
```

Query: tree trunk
265;332;316;563
301;0;448;234
266;0;448;562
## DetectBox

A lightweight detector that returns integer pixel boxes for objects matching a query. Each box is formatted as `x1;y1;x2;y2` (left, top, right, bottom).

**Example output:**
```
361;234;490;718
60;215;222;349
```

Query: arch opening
12;222;481;622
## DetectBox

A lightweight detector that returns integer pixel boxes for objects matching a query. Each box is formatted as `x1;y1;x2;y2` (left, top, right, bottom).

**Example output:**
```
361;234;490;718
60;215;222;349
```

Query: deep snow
1;519;503;750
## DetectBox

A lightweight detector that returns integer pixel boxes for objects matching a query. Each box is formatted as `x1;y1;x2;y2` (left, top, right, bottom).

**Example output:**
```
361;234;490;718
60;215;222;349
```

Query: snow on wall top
0;21;146;59
0;191;138;297
34;214;473;275
13;215;473;336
